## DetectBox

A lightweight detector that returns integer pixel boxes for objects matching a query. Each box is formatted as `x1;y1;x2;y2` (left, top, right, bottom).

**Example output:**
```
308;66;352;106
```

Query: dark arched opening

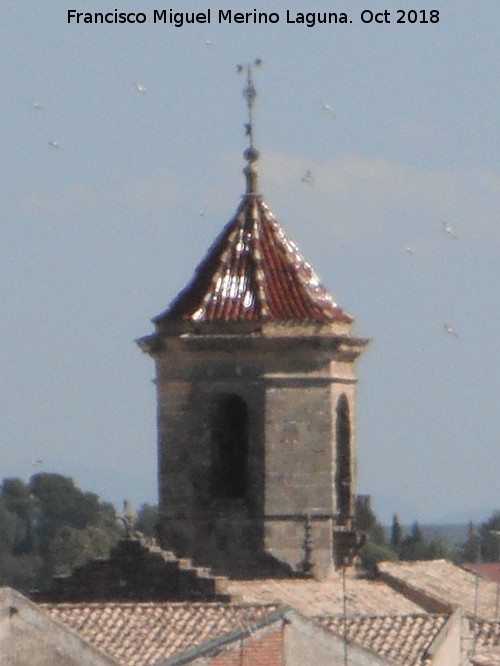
210;395;248;499
335;394;352;523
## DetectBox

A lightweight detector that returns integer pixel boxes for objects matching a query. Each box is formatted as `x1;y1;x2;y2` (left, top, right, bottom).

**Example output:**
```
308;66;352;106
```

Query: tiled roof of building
472;618;500;649
155;194;351;325
463;562;500;583
472;649;500;666
46;602;280;666
316;613;447;666
225;574;424;617
44;596;453;666
0;587;116;666
378;559;500;618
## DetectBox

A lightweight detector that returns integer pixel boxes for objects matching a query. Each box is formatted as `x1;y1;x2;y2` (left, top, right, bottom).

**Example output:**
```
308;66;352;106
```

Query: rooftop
45;599;454;666
316;613;447;666
154;195;351;326
378;559;500;618
46;602;281;666
463;562;500;583
472;649;500;666
472;618;500;649
225;574;424;617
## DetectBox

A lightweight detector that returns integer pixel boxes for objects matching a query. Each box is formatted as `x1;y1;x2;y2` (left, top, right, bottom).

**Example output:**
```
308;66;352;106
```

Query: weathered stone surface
140;320;367;579
32;538;230;603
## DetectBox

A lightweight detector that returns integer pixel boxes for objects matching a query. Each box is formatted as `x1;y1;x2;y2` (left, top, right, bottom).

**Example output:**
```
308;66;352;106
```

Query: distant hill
419;524;469;549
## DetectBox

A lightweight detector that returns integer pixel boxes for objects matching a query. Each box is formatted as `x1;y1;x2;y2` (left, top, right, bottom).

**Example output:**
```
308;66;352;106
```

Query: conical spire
153;63;351;326
154;195;351;324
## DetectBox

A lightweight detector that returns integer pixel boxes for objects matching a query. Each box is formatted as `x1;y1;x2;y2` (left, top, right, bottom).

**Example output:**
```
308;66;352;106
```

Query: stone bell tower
138;68;368;579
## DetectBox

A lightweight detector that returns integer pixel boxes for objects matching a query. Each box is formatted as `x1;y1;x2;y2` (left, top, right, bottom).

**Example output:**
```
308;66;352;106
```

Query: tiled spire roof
155;194;351;325
155;64;350;326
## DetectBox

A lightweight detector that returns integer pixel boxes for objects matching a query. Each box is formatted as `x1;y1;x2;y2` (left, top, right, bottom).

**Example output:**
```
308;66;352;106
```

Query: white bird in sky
444;324;458;338
405;247;415;254
322;102;336;118
132;81;146;92
301;170;314;186
49;139;60;148
442;221;458;239
31;101;43;110
32;458;44;466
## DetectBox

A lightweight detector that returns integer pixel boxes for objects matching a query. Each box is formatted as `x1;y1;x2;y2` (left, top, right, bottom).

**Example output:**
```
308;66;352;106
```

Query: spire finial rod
237;58;262;196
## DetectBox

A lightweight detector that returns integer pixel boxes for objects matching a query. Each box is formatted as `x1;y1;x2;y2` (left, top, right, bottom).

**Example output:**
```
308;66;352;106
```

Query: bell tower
138;65;368;579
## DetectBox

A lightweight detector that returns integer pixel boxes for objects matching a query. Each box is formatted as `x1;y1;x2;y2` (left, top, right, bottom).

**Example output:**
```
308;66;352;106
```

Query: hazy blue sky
2;0;499;524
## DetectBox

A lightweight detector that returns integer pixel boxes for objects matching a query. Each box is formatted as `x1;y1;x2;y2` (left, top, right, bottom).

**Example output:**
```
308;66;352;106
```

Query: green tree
0;473;122;592
0;499;17;553
425;533;453;560
358;542;398;577
399;521;428;560
49;525;116;574
30;473;101;528
355;497;388;546
460;522;481;563
136;503;159;539
479;512;500;562
0;551;42;591
390;515;403;553
30;474;120;583
1;478;36;554
355;500;398;575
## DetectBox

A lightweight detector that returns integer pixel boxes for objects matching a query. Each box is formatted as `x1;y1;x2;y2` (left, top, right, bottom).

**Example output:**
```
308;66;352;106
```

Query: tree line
357;505;500;575
0;473;156;592
1;473;499;590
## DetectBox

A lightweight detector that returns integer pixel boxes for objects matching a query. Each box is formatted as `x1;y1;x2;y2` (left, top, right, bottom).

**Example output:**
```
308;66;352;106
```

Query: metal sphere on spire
237;58;263;196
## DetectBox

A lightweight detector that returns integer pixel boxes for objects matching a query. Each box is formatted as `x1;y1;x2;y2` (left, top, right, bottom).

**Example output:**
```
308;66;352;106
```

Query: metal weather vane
237;58;263;195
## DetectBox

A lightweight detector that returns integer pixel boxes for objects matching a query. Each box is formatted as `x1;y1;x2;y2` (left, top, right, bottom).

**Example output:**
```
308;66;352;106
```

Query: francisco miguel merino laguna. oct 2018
66;9;352;27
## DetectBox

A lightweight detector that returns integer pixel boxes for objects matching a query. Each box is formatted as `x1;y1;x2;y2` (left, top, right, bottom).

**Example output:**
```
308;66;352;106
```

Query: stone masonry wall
152;324;366;579
32;538;230;603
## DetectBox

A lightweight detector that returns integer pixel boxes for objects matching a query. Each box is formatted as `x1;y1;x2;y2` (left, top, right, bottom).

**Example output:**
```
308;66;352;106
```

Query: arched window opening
335;394;352;522
210;395;248;499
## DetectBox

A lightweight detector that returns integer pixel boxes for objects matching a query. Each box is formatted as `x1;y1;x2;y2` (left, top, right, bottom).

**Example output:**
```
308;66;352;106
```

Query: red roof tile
155;195;351;325
463;563;500;583
44;598;450;666
316;613;447;666
472;650;500;666
472;618;500;649
378;560;500;619
46;602;280;666
225;576;424;617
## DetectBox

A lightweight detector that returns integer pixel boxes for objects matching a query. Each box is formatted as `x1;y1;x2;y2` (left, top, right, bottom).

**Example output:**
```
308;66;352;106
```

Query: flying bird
405;247;415;254
132;81;146;92
49;139;60;148
322;102;336;119
442;221;458;239
444;324;458;338
301;170;314;186
31;101;43;110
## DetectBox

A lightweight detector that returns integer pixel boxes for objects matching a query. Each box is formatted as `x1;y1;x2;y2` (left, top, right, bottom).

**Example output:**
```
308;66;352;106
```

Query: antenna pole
342;560;349;666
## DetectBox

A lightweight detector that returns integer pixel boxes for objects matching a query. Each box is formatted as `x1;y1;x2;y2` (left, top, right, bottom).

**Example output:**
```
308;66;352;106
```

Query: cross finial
237;58;263;196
